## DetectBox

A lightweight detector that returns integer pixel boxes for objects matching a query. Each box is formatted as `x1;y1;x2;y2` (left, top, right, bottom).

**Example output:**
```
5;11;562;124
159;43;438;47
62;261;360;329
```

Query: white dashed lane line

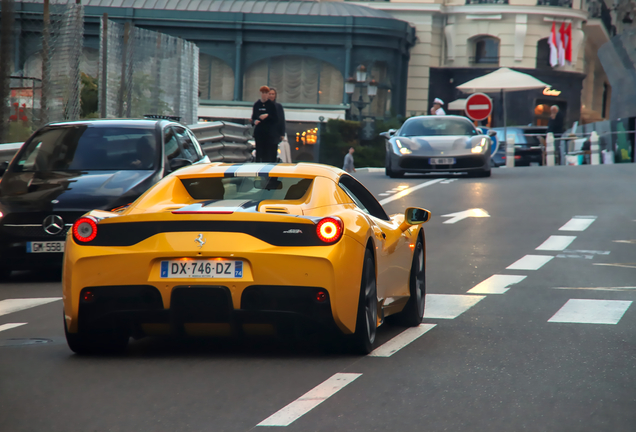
0;298;62;317
257;373;362;427
0;323;27;332
368;324;436;357
536;235;577;251
378;179;445;206
548;299;633;325
559;216;597;232
467;275;527;294
506;255;554;271
423;294;485;319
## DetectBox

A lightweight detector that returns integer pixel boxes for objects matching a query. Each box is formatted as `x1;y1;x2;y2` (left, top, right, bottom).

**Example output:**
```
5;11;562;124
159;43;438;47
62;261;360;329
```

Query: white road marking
423;294;485;319
257;373;361;427
548;299;632;325
467;274;527;294
378;179;445;206
368;324;436;357
536;235;576;251
0;323;27;332
559;216;597;232
506;255;554;270
379;193;391;196
554;287;636;292
593;263;636;269
440;179;458;184
614;240;636;244
0;298;62;317
441;208;490;224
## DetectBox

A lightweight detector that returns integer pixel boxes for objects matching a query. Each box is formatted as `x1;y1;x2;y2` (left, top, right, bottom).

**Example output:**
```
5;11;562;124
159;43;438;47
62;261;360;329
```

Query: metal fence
0;0;84;143
99;18;199;125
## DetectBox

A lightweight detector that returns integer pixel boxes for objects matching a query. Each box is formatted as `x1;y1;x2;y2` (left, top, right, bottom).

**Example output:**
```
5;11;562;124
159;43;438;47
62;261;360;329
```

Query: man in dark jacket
268;87;286;162
251;85;278;162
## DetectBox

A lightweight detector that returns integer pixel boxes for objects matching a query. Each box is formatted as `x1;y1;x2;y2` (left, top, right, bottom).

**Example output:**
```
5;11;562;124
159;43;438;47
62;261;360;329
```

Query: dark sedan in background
0;118;209;278
382;115;495;178
491;126;547;167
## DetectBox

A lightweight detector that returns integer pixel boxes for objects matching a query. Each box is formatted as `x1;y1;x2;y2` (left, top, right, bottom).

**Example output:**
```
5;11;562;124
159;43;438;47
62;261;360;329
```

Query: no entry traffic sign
465;93;493;121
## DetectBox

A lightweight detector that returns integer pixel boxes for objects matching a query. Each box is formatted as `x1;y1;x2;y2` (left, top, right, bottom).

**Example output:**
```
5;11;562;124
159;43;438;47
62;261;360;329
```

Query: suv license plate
429;158;456;165
160;260;243;279
26;241;65;253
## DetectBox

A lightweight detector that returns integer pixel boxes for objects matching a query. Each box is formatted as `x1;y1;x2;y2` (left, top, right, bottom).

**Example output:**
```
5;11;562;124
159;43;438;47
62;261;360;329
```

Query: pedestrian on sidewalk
251;85;279;163
343;147;356;173
430;98;446;116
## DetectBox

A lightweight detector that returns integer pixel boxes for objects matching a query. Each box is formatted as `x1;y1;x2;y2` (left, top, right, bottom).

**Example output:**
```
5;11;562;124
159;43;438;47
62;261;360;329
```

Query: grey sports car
381;115;495;178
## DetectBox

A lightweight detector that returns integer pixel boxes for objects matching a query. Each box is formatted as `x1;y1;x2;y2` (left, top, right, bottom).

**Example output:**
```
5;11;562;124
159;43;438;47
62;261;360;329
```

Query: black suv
0;118;209;278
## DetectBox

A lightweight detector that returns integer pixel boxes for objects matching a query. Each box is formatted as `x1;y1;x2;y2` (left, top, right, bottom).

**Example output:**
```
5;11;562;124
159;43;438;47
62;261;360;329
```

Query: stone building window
199;54;235;101
243;56;343;105
536;38;551;70
470;37;499;65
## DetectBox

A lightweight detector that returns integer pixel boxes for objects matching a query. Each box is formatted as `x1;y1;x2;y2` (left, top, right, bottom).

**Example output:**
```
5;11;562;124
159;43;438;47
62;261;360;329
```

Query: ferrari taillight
316;217;343;244
73;216;98;243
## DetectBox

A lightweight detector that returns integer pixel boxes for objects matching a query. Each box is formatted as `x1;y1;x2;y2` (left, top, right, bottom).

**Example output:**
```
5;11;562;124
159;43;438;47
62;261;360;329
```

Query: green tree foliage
319;117;405;168
80;73;99;118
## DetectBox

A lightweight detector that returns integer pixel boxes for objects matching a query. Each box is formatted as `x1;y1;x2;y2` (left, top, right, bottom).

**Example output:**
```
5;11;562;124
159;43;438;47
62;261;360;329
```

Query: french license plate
26;241;65;253
160;260;243;279
429;158;456;165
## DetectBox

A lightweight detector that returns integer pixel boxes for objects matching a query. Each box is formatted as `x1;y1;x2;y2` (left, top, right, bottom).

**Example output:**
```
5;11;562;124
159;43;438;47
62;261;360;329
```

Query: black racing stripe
258;163;277;177
81;220;335;247
223;164;241;177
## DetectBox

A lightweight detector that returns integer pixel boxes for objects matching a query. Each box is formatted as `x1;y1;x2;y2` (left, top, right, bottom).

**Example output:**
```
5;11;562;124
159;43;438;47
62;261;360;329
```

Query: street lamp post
345;65;378;121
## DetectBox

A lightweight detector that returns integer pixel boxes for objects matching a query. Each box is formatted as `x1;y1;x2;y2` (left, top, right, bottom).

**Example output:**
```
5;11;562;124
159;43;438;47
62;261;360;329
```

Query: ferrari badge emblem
195;234;206;248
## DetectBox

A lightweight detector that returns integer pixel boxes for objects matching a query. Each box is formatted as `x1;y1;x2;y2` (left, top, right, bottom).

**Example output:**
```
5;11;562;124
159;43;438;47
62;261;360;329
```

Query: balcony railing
466;0;508;4
537;0;573;7
469;56;500;65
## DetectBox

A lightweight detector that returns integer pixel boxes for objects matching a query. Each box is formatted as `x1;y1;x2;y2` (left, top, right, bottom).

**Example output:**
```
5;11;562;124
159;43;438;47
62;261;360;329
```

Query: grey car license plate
429;158;456;165
26;241;65;253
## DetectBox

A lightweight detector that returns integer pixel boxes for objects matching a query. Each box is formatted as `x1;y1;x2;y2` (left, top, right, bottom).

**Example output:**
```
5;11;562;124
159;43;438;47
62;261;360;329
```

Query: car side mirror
379;129;397;139
0;161;8;176
487;130;497;137
169;158;192;172
399;207;431;232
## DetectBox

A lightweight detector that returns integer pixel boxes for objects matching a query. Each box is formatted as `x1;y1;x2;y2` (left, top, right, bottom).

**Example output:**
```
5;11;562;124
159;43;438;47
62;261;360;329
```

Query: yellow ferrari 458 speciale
62;162;431;354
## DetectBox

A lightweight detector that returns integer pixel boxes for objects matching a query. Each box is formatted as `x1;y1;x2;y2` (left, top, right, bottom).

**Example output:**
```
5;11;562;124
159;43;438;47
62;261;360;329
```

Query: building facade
351;0;614;128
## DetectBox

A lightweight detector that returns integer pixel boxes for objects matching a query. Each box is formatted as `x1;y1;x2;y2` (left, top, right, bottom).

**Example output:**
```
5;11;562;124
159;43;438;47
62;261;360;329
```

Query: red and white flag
564;23;572;64
558;22;566;66
549;22;558;67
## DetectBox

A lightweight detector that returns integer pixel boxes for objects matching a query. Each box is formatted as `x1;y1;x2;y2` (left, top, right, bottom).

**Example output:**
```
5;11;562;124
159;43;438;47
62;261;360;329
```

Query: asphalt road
1;164;636;432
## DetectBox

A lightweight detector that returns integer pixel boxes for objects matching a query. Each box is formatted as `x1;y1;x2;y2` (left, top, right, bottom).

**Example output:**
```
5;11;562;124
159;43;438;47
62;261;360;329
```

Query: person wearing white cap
430;98;446;116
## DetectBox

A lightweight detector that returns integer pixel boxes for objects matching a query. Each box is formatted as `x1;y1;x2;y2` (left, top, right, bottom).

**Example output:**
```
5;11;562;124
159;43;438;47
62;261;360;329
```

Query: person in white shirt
430;98;446;116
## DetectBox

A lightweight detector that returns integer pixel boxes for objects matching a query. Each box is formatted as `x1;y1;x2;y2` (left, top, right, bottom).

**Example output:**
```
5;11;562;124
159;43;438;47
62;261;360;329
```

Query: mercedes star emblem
43;215;64;235
195;234;206;248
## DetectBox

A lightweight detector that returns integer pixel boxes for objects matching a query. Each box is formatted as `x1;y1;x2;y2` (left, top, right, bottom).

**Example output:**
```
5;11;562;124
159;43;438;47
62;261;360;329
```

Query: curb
356;167;384;173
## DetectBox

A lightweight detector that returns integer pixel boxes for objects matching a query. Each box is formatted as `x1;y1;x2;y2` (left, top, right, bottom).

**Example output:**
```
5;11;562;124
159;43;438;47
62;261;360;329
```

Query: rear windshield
181;176;313;201
400;117;477;137
13;125;158;172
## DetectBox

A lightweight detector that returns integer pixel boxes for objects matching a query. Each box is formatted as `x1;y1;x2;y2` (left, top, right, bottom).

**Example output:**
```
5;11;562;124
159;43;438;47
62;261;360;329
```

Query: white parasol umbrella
457;68;550;144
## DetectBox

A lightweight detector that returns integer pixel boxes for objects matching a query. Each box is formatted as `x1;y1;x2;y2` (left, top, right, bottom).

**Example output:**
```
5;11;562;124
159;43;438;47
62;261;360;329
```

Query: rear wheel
392;237;425;327
64;314;129;355
350;249;378;354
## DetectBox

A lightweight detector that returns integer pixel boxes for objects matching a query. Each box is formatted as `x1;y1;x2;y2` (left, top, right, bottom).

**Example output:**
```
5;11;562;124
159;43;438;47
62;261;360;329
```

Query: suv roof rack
144;115;182;122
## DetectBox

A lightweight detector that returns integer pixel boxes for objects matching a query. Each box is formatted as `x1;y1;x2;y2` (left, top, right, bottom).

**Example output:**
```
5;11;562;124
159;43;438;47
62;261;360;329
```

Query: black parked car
0;118;209;278
491;126;547;167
